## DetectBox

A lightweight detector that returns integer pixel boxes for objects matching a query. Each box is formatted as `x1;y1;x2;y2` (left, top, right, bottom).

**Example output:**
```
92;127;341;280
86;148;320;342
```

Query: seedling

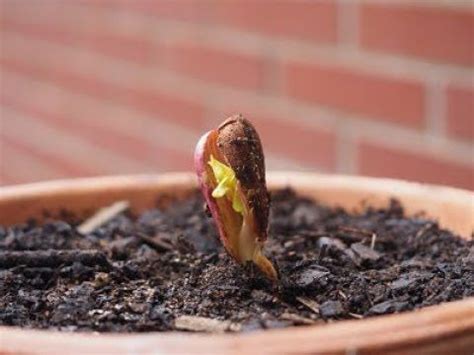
194;115;277;280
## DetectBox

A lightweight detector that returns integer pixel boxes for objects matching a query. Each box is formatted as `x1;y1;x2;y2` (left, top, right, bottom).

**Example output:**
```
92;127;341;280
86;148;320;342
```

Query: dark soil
1;189;472;333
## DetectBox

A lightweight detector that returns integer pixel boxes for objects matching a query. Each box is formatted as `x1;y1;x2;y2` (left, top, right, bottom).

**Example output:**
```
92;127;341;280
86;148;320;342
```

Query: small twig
174;315;238;332
415;223;434;239
280;312;316;325
338;290;348;300
136;232;174;252
370;233;377;250
0;250;109;269
77;201;130;235
296;296;320;315
348;313;364;319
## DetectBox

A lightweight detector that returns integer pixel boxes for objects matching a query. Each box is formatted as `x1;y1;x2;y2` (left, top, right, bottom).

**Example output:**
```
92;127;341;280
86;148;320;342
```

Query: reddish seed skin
195;128;241;259
194;115;273;273
194;130;214;217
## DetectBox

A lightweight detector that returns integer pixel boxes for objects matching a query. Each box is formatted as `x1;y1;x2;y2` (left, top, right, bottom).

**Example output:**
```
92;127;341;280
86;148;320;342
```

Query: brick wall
0;0;473;190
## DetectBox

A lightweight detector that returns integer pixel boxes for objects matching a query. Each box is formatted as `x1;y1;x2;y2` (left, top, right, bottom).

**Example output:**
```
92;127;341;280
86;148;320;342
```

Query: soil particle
348;242;382;264
369;300;409;315
0;189;472;333
320;300;344;318
286;262;330;291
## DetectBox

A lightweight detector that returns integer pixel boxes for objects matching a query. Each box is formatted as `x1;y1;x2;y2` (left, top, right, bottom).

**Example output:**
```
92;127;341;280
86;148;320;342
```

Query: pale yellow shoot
208;155;244;214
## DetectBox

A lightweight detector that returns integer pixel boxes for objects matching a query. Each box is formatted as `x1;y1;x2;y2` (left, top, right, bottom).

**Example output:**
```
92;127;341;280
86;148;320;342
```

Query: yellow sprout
208;155;244;214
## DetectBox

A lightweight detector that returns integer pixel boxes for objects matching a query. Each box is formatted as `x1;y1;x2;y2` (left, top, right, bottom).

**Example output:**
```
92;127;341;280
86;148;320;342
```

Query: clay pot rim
2;171;473;198
0;172;473;354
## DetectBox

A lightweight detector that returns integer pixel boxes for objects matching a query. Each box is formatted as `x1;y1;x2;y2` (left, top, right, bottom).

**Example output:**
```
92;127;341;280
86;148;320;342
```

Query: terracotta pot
1;172;473;354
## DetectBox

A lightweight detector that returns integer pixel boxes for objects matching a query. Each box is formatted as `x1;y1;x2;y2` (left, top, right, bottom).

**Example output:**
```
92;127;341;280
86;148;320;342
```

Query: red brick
0;92;192;171
284;61;425;128
120;87;205;130
0;19;158;65
216;109;336;170
360;4;474;66
0;57;206;130
446;85;474;140
0;172;19;186
0;134;96;177
164;42;266;90
76;0;119;7
212;1;337;43
357;141;474;190
100;0;211;23
1;103;167;175
256;116;336;170
0;141;69;184
3;21;264;89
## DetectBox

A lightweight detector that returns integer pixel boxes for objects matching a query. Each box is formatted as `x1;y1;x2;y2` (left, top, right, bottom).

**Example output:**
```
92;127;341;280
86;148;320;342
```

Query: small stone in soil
320;301;345;318
317;237;346;253
289;262;330;290
350;243;381;262
369;300;410;315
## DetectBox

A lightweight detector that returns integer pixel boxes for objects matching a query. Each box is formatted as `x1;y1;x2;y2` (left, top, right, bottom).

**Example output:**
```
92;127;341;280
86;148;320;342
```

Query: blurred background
0;0;472;190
